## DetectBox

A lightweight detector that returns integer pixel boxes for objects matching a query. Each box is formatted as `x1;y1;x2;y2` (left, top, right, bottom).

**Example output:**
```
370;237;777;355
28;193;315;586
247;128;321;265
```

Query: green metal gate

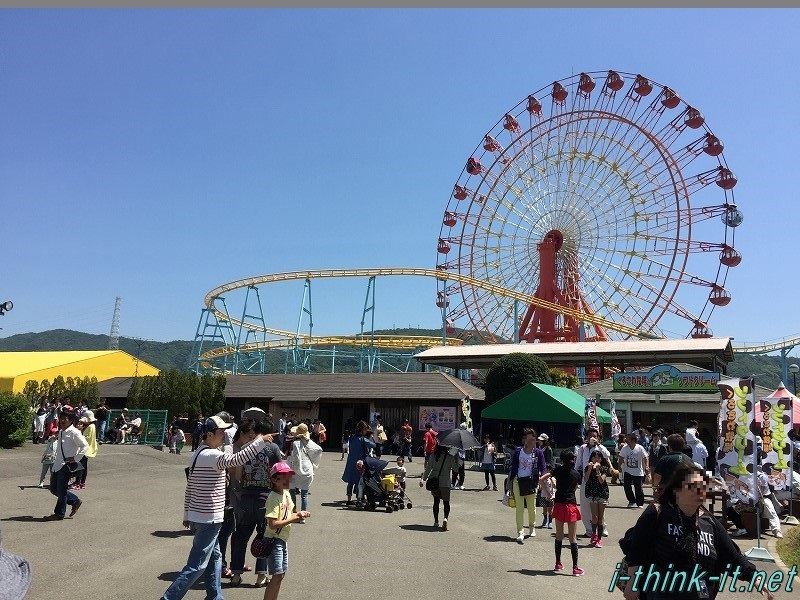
106;409;168;446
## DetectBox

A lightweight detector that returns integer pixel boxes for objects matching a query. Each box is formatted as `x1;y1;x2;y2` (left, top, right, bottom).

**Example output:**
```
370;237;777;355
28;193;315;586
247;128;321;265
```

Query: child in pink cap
263;462;311;600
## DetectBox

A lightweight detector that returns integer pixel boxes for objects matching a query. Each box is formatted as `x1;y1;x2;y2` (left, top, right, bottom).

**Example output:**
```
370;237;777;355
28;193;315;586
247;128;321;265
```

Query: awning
481;382;611;424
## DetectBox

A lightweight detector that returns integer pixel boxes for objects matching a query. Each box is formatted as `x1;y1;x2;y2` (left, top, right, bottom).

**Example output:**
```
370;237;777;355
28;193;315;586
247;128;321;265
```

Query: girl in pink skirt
539;449;584;576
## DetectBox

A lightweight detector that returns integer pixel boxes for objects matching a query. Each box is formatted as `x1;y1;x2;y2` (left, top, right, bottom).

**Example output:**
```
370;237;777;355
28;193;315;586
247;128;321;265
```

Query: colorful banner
717;377;756;505
460;396;473;433
418;406;456;432
585;397;599;430
759;396;793;491
610;399;622;439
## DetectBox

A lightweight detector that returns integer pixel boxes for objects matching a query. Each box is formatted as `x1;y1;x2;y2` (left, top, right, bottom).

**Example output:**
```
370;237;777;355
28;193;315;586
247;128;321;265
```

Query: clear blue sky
2;9;799;357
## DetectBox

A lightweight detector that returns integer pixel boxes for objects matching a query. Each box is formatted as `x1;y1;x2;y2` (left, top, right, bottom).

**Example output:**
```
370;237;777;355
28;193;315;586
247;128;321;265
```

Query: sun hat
538;433;549;441
0;528;32;600
294;423;310;441
269;462;295;478
204;416;233;433
79;410;97;425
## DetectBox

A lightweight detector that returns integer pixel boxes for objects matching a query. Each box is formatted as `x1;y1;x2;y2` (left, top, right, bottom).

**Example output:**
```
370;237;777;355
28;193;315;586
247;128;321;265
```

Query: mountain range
0;329;796;391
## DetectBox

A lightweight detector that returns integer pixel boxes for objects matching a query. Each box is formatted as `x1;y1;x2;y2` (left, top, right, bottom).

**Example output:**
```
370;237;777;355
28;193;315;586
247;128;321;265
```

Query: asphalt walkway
0;443;794;599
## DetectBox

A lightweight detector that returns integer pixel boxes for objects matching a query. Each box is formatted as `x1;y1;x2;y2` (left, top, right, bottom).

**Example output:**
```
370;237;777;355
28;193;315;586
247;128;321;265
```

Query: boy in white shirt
619;433;649;508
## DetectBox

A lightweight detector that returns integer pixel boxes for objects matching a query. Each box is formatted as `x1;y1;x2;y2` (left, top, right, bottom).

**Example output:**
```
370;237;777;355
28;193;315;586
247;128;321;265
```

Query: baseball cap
537;433;549;441
0;528;31;600
204;416;233;432
269;462;295;478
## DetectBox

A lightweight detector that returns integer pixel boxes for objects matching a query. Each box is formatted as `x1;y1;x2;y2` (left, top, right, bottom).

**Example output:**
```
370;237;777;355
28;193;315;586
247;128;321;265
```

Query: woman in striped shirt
160;415;275;600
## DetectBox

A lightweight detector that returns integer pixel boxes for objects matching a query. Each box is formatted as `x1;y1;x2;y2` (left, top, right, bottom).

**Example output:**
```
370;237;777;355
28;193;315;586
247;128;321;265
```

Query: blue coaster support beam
359;276;376;373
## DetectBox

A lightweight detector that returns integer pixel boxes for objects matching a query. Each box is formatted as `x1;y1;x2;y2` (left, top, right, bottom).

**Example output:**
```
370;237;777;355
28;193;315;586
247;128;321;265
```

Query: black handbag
425;453;446;491
60;433;84;474
64;461;84;475
517;475;536;497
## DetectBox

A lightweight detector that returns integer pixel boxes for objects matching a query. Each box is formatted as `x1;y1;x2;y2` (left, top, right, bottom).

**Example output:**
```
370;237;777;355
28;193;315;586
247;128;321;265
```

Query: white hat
537;433;549;441
79;410;97;425
0;528;31;600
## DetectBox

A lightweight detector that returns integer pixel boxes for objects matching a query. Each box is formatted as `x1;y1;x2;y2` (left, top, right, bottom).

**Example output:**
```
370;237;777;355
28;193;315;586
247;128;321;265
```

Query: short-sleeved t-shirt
551;465;581;504
584;464;611;500
264;489;294;542
620;444;648;476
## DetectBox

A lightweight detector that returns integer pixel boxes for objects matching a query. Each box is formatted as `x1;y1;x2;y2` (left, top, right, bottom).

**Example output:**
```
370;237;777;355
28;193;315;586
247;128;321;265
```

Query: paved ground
0;442;795;600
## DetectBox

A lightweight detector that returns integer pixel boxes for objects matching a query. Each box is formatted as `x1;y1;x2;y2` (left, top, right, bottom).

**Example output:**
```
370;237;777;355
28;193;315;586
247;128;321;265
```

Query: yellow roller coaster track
731;336;800;354
200;268;660;365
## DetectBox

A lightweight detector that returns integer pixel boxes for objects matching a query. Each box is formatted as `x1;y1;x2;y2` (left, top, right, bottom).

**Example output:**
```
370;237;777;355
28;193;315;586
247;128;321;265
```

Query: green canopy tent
482;382;611;424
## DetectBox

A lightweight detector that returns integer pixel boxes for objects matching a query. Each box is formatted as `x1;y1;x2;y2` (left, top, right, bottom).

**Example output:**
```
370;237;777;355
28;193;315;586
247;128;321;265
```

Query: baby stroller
357;457;413;512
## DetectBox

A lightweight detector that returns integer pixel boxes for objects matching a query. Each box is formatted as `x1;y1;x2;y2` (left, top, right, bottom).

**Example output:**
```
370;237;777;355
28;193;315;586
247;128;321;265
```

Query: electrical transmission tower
109;296;122;350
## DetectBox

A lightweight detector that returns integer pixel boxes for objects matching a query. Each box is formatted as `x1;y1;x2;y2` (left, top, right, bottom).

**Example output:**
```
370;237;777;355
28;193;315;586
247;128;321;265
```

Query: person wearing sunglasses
619;463;775;600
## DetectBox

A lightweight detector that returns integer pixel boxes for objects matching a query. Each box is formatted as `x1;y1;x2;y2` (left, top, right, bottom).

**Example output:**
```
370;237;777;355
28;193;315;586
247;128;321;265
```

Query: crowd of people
161;410;322;600
25;401;800;599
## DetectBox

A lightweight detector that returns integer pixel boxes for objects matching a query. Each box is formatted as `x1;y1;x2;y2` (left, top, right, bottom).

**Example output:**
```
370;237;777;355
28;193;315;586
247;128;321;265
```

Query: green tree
0;391;31;448
23;380;40;406
126;370;226;420
549;368;579;389
484;352;551;403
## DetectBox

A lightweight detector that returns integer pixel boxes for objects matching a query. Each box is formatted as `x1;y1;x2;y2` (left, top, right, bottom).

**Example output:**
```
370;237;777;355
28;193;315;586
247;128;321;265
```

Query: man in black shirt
648;430;668;480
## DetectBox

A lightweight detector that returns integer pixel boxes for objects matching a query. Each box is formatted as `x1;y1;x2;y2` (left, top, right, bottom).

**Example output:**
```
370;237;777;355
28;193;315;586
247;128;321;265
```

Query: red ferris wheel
436;70;742;343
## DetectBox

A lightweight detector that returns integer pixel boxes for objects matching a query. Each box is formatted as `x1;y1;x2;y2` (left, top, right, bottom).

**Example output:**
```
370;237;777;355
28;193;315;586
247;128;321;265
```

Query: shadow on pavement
151;530;193;538
399;524;440;532
483;535;517;543
1;515;52;523
508;568;559;577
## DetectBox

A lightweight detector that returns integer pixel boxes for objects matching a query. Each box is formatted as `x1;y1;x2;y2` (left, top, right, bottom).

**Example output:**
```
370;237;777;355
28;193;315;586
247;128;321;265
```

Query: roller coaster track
202;268;661;356
200;334;463;360
732;336;800;355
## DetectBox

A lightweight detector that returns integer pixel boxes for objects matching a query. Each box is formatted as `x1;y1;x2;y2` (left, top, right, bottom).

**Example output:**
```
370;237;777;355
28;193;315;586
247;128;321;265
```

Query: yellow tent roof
0;351;159;393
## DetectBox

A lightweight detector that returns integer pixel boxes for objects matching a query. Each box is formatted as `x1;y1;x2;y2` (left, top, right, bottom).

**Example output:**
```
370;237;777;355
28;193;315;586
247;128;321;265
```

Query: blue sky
2;9;799;358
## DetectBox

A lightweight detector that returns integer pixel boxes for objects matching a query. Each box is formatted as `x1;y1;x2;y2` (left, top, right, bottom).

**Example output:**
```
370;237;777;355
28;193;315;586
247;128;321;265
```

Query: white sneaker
516;532;525;544
528;525;536;537
627;502;636;508
772;528;783;539
602;527;609;537
458;485;465;490
451;484;457;490
731;528;748;537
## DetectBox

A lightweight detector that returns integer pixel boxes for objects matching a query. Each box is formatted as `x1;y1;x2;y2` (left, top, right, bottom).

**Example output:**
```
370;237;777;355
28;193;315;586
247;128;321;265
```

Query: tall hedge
0;391;32;448
484;352;551;403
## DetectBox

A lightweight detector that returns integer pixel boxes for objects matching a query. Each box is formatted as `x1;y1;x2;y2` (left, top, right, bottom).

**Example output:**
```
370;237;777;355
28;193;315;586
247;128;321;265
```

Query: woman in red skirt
539;449;584;576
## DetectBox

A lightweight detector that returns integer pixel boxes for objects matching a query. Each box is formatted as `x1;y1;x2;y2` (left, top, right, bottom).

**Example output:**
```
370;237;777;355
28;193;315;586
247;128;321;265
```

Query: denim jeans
97;419;107;443
162;521;223;600
49;466;80;518
218;517;234;570
290;488;309;512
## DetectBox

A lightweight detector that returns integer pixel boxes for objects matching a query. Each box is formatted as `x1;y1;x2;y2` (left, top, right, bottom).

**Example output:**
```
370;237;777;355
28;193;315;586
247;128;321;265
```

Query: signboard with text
612;365;720;392
418;406;456;431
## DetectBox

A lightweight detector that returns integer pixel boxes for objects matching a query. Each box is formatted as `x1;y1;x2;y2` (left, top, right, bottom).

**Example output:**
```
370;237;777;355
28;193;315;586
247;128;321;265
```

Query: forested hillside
0;328;797;390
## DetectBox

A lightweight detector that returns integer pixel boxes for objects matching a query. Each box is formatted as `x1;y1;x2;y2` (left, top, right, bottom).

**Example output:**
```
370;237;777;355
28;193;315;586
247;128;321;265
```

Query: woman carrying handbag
508;427;547;543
